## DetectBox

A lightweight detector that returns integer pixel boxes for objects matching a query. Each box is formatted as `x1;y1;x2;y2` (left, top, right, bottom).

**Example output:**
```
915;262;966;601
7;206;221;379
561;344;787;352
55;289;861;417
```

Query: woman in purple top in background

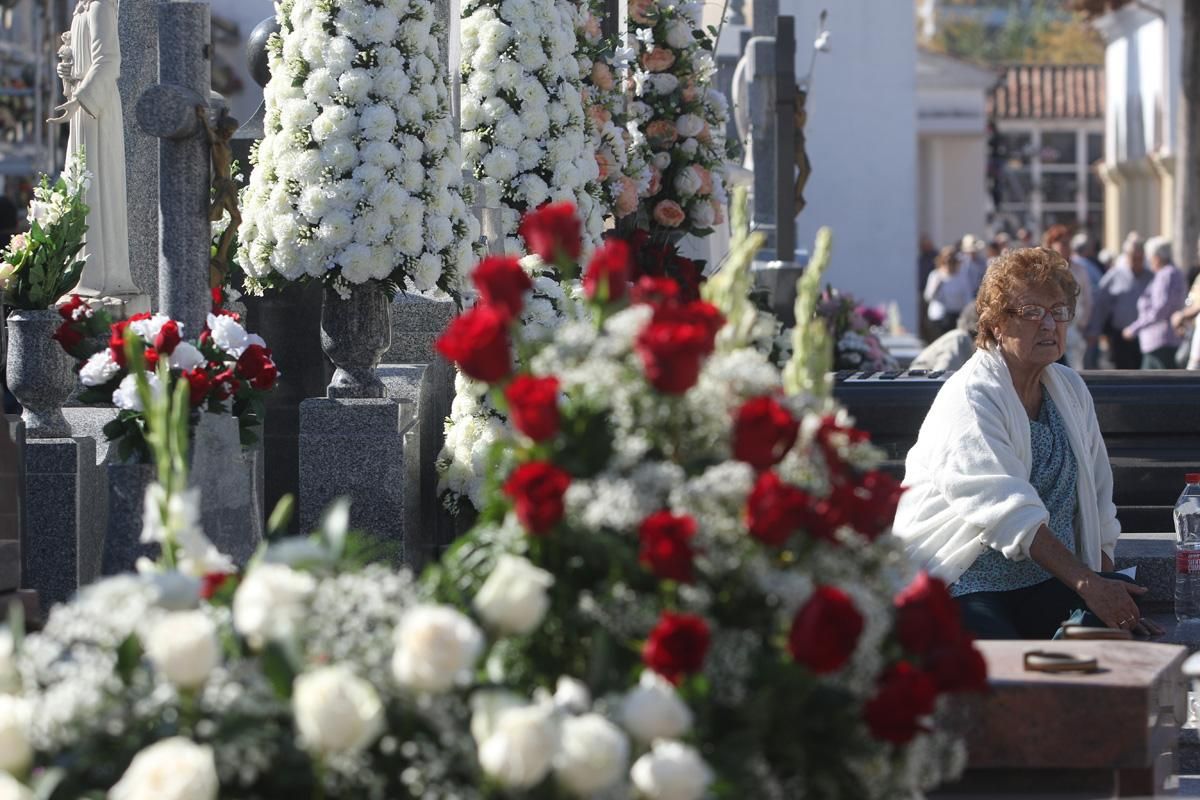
1123;236;1186;369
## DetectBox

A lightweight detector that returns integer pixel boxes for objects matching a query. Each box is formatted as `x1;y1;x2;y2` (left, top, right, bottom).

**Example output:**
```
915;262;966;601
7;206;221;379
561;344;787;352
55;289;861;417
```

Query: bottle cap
1188;473;1200;484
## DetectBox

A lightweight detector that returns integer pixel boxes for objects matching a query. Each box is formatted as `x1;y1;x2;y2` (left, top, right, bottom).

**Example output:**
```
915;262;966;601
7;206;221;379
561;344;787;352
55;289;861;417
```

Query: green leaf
319;497;351;556
267;494;295;540
260;641;297;699
115;634;143;685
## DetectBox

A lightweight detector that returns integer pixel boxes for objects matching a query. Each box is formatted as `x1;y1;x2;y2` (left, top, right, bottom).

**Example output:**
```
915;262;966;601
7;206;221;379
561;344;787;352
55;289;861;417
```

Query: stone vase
320;281;391;399
6;309;75;438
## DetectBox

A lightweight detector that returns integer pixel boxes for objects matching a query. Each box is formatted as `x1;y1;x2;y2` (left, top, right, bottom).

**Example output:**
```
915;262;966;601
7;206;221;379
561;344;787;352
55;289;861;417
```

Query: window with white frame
993;124;1104;237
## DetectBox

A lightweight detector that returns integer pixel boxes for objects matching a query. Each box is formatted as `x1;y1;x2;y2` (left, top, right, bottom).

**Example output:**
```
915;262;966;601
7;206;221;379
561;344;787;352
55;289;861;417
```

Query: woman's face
993;283;1068;371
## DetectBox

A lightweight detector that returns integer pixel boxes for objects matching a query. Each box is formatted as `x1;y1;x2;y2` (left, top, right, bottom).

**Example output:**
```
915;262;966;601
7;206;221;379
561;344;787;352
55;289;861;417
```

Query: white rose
619;670;692;743
554;713;629;796
630;740;712;800
650;73;680;95
665;19;693;49
293;665;384;757
167;342;206;372
470;689;526;744
0;696;30;775
145;610;220;690
79;349;121;387
675;113;704;138
477;702;558;789
112;372;161;412
392;604;484;693
679;138;699;156
232;563;316;649
674;167;702;197
652;151;671;170
0;773;32;800
206;313;265;359
553;676;591;714
108;737;218;800
690;201;716;228
473;554;554;635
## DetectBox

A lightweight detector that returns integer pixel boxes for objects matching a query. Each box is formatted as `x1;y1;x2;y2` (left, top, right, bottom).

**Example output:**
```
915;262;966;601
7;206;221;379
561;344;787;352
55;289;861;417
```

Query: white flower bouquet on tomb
237;0;477;298
460;0;604;252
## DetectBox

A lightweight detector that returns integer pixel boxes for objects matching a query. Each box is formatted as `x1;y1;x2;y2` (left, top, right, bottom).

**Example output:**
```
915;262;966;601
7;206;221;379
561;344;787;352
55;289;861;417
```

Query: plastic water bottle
1175;473;1200;621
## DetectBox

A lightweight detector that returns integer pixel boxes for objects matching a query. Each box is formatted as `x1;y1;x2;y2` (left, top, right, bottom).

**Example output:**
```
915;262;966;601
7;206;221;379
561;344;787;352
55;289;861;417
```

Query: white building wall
922;135;986;249
780;0;919;328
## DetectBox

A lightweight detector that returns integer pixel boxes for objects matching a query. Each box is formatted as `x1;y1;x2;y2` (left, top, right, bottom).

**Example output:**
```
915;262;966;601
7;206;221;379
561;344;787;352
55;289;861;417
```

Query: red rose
818;470;904;542
863;662;938;745
788;585;864;673
52;320;84;352
154;319;182;355
519;201;583;265
57;294;89;321
436;304;513;384
583;239;632;303
503;461;572;535
733;396;800;470
634;301;723;394
643;611;710;683
473;255;532;320
200;571;231;599
504;374;560;442
631;277;680;306
638;511;697;583
183;368;214;407
893;572;961;657
745;471;814;546
143;347;160;372
672;256;703;302
212;368;241;401
815;414;871;482
109;320;132;366
211;287;224;314
927;637;988;694
237;344;279;390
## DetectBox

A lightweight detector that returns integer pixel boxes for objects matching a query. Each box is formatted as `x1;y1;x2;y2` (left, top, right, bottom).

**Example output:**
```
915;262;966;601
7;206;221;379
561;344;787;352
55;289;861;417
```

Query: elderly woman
1123;235;1186;369
894;248;1161;639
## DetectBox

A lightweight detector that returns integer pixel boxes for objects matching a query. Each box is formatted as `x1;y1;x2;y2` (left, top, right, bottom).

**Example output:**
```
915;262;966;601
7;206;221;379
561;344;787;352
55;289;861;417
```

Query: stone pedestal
101;462;155;575
21;437;101;606
191;413;263;566
0;418;22;593
385;293;457;364
298;398;413;560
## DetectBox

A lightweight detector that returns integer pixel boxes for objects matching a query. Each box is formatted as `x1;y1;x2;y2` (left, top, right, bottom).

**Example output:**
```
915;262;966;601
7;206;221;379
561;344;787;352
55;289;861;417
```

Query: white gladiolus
0;696;31;775
0;773;33;800
79;350;121;387
140;485;234;578
473;554;554;635
630;740;713;800
145;610;220;690
108;737;219;800
477;701;558;789
619;670;693;743
232;563;316;649
292;665;384;757
391;604;484;692
554;713;629;795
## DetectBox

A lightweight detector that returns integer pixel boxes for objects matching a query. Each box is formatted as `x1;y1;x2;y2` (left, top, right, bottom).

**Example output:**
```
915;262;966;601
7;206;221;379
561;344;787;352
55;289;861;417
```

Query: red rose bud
815;414;871;482
436;304;513;384
634;301;723;394
473;255;533;320
183;368;214;407
631;276;680;307
212;368;241;400
237;344;279;391
583;239;632;303
518;201;583;265
745;471;814;546
642;611;710;683
200;571;231;599
503;461;571;535
154;319;182;355
733;396;800;470
143;347;160;372
504;374;560;442
109;320;132;366
863;662;938;745
211;287;224;313
893;572;961;657
638;511;697;583
788;585;864;673
57;294;88;321
52;320;84;352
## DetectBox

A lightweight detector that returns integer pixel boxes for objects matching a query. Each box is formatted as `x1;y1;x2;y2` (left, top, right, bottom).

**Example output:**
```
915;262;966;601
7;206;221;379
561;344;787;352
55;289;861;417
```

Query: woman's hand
1076;575;1146;630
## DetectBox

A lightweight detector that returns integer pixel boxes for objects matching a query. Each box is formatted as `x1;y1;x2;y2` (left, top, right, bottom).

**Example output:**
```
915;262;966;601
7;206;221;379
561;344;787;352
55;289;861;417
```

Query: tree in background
919;0;1104;65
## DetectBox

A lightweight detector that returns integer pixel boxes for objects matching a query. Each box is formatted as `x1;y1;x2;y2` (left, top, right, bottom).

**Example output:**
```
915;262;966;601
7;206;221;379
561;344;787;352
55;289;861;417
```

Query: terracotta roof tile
986;64;1104;120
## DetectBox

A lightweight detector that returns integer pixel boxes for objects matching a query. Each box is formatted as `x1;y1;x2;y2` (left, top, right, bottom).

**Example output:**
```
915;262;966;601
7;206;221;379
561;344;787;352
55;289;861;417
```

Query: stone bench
933;640;1188;798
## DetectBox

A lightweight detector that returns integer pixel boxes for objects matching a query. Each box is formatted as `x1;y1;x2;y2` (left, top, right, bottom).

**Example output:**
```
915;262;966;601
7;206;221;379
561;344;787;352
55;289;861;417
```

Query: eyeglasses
1006;304;1075;323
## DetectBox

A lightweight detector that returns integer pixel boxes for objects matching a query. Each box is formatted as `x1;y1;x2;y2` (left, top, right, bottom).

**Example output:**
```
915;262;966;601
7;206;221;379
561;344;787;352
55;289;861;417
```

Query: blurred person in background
1089;234;1151;369
1072;233;1104;368
961;234;989;297
1043;226;1091;369
1122;236;1185;369
926;245;973;337
909;305;979;373
1170;238;1200;370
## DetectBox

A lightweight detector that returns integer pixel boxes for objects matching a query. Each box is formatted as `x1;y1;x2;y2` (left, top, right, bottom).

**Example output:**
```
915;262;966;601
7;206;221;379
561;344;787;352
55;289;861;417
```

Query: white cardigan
892;347;1121;586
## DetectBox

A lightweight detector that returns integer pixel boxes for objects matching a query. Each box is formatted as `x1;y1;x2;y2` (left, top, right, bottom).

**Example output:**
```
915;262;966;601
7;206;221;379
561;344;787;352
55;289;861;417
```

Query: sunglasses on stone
1006;304;1075;323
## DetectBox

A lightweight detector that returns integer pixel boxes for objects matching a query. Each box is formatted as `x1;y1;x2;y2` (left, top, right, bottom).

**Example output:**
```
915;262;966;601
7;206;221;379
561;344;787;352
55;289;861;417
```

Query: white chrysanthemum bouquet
238;0;476;297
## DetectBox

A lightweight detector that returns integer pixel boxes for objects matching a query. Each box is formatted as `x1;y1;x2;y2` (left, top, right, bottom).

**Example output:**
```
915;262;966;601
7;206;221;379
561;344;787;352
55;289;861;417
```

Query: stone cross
134;0;214;338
